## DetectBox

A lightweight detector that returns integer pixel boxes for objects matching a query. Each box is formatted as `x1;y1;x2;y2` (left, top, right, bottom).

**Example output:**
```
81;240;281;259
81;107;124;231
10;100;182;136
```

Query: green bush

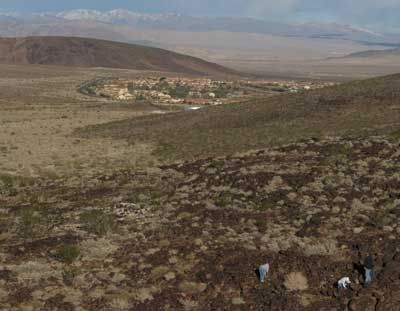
80;210;114;236
52;244;80;264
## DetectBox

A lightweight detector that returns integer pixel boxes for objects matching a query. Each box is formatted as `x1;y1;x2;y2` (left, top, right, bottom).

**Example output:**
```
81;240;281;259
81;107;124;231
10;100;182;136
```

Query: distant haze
1;0;400;33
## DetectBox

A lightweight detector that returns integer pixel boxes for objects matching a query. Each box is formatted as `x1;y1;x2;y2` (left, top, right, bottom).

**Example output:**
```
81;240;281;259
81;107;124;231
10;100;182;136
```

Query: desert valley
1;5;400;311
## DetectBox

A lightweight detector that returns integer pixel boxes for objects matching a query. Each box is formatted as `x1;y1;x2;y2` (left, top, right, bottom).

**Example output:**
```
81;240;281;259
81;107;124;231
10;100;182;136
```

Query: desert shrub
179;281;207;294
255;200;275;212
284;272;309;291
0;174;15;188
0;174;19;196
17;208;41;239
214;192;232;208
52;244;80;264
389;129;400;141
372;212;390;229
41;209;65;231
323;154;348;167
322;144;353;167
62;267;78;286
80;210;114;236
0;212;10;234
302;238;339;257
154;142;177;161
370;206;393;229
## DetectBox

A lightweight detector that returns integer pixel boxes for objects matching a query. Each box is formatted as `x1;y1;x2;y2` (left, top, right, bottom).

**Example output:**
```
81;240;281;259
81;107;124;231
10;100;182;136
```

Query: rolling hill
0;36;237;75
78;73;400;160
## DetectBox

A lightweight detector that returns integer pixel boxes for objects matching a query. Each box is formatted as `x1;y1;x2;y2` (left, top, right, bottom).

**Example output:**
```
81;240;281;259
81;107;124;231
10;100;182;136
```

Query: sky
1;0;399;33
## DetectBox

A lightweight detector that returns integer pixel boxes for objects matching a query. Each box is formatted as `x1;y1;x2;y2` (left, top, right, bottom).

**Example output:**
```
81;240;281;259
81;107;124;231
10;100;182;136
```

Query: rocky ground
1;135;400;310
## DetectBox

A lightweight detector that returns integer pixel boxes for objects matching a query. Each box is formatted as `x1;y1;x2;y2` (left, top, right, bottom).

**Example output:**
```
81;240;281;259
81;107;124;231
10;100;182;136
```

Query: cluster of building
244;79;337;93
84;77;337;107
90;77;241;105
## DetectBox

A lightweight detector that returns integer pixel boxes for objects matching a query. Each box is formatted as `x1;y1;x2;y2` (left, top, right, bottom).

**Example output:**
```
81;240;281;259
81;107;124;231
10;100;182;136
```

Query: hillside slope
79;73;400;160
0;36;237;75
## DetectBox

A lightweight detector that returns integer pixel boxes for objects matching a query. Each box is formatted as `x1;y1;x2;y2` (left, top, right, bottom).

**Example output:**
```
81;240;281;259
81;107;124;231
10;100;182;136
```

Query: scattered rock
232;297;246;305
164;272;176;281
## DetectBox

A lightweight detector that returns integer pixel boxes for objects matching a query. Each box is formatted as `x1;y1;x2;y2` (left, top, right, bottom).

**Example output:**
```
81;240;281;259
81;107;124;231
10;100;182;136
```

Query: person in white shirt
337;277;351;289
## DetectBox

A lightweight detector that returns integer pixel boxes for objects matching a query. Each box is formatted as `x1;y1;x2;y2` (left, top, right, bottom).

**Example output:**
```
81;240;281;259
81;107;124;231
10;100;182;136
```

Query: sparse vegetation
255;200;275;212
370;204;394;229
52;244;80;264
17;208;41;239
389;129;400;141
284;272;309;291
0;173;15;188
78;74;400;162
214;192;232;208
3;62;400;311
62;267;78;286
80;210;115;236
0;213;10;234
179;281;207;294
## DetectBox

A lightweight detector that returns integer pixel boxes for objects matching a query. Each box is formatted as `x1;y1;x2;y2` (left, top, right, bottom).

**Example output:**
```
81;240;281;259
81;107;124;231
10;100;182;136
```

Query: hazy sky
1;0;399;32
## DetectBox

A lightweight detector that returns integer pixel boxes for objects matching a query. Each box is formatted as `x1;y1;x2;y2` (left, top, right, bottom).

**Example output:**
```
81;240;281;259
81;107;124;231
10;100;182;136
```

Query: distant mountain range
0;9;387;41
341;47;400;58
1;9;399;77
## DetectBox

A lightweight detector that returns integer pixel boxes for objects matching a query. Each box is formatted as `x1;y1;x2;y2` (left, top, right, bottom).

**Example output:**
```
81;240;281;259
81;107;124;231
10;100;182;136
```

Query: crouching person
258;263;270;283
337;277;351;290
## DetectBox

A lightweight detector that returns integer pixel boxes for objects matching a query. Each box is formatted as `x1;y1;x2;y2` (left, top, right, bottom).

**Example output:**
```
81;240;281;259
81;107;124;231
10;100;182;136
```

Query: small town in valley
80;76;336;107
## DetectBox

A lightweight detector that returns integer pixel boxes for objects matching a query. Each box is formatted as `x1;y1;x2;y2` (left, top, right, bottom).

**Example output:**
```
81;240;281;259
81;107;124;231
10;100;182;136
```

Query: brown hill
0;36;237;76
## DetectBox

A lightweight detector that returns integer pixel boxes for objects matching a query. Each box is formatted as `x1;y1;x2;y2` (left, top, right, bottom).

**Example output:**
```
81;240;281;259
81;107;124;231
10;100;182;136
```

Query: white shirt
338;277;351;288
259;263;270;272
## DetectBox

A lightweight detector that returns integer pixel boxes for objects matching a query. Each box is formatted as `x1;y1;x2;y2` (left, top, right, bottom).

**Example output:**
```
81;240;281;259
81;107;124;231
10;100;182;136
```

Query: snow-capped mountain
55;9;181;25
0;11;61;23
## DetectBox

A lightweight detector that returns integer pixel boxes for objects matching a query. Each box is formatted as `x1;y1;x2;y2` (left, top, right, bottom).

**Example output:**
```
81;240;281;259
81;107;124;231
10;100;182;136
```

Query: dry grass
0;64;166;178
284;272;309;292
